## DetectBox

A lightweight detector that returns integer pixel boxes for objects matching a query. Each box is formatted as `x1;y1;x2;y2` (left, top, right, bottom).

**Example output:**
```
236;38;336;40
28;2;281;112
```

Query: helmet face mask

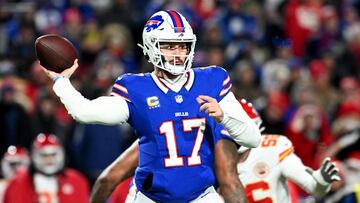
139;10;197;76
32;146;64;175
31;133;65;175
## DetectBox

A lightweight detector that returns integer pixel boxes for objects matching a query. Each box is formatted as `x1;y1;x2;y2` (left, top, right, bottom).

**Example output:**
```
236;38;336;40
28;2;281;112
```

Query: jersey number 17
160;118;206;168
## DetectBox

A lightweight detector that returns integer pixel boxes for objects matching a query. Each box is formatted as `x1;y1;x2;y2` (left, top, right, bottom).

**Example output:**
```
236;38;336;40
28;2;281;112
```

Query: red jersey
4;168;89;203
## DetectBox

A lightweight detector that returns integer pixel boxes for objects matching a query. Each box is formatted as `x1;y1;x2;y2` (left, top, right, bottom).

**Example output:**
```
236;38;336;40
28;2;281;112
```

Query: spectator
286;104;333;169
0;83;33;154
31;95;61;135
308;59;340;118
260;90;289;135
231;60;263;101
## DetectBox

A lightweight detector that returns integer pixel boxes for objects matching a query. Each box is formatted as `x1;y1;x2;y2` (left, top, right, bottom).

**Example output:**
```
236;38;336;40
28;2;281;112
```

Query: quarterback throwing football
42;10;261;202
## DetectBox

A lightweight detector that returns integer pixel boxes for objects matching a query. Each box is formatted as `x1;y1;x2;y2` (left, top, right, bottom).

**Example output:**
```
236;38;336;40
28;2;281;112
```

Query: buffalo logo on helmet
145;15;164;32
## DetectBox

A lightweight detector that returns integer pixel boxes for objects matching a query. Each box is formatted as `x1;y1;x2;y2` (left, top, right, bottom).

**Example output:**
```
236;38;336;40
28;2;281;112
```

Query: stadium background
0;0;359;201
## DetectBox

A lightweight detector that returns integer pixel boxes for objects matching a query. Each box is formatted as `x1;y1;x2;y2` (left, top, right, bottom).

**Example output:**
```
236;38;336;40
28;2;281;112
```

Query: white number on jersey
160;118;206;167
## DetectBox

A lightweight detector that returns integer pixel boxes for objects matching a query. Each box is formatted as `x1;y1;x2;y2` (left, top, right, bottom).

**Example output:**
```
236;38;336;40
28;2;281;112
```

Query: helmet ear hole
185;42;191;53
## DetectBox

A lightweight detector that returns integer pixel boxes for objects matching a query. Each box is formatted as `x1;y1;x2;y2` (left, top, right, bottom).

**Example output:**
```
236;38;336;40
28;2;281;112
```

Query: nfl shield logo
175;95;183;103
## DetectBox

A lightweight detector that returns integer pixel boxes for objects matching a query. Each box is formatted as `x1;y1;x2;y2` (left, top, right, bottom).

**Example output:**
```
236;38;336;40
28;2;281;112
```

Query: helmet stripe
166;10;185;33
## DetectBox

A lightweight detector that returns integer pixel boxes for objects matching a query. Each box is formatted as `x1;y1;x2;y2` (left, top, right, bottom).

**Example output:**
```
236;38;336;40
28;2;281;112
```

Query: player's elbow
234;122;261;148
248;125;261;147
96;171;119;188
96;173;112;186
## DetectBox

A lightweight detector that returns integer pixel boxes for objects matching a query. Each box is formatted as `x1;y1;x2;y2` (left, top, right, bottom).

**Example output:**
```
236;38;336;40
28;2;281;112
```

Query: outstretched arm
90;140;139;203
215;139;248;203
42;60;129;124
281;154;340;197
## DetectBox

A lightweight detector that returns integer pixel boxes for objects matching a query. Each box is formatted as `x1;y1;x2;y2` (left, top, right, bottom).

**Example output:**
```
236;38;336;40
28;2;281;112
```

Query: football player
0;146;30;202
4;133;89;203
237;99;341;203
42;10;261;202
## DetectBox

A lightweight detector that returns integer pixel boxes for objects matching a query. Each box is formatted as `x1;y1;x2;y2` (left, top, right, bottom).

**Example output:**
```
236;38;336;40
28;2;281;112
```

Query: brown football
35;34;77;73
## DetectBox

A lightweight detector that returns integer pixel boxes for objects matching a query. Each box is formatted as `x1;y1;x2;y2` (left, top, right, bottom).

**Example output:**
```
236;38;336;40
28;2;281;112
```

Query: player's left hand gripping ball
197;95;224;123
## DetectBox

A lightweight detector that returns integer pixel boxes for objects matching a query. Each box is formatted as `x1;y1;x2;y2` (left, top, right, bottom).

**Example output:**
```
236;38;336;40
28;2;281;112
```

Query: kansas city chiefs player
237;99;341;203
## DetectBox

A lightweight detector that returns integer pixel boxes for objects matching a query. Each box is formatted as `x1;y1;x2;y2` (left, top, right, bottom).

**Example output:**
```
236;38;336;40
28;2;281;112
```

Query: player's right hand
41;59;78;81
313;157;341;185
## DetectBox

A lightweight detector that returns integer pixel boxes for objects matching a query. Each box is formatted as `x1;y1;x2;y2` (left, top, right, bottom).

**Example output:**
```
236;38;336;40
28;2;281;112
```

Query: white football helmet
1;146;30;179
138;10;197;75
238;99;264;153
31;133;65;175
239;99;264;132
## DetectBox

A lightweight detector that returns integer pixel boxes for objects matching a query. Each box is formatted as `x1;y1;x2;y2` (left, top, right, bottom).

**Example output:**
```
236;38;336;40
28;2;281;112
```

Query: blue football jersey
111;66;233;202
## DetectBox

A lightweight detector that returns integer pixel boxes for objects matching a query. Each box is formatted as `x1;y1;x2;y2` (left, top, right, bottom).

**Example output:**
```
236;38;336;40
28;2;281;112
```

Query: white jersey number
160;118;206;167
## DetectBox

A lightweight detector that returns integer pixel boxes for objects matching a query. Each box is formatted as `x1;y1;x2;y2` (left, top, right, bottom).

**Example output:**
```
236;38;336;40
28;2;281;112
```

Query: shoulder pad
260;135;294;162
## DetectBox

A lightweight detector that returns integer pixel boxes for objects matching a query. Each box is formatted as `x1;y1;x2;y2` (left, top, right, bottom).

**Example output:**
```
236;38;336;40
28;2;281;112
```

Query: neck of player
154;67;187;84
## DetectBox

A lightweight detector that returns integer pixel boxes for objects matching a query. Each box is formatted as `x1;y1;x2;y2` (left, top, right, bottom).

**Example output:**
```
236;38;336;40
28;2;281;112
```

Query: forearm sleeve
280;153;331;196
219;92;261;148
53;78;129;124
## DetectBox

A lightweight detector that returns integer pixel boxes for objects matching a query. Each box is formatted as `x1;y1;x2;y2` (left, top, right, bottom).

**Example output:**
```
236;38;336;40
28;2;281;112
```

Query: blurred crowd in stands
0;0;359;202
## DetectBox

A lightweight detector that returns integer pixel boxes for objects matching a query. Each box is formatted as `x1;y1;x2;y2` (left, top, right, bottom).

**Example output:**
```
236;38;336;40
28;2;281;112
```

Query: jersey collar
151;69;195;94
184;69;195;91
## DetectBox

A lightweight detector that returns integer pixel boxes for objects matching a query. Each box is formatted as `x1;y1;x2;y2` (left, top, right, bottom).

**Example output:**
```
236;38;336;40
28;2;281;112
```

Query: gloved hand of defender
313;157;341;186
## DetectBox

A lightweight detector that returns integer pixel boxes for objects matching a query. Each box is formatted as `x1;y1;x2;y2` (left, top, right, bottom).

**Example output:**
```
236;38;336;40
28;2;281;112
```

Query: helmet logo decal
145;15;164;32
166;10;185;33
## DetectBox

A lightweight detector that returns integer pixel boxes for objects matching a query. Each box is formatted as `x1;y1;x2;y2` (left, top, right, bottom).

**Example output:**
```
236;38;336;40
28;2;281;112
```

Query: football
35;34;77;73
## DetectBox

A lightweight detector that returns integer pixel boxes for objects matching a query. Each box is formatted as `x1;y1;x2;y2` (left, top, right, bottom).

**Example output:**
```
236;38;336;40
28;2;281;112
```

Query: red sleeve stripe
279;146;294;162
113;84;128;94
110;92;131;102
223;76;230;86
219;83;232;96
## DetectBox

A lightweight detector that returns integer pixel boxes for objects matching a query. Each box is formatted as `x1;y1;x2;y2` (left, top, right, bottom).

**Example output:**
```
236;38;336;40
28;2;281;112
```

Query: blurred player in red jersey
0;145;30;202
4;133;90;203
236;99;340;203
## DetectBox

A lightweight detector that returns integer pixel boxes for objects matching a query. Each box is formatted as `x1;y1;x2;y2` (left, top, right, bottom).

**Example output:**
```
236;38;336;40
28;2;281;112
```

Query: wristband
52;75;65;82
